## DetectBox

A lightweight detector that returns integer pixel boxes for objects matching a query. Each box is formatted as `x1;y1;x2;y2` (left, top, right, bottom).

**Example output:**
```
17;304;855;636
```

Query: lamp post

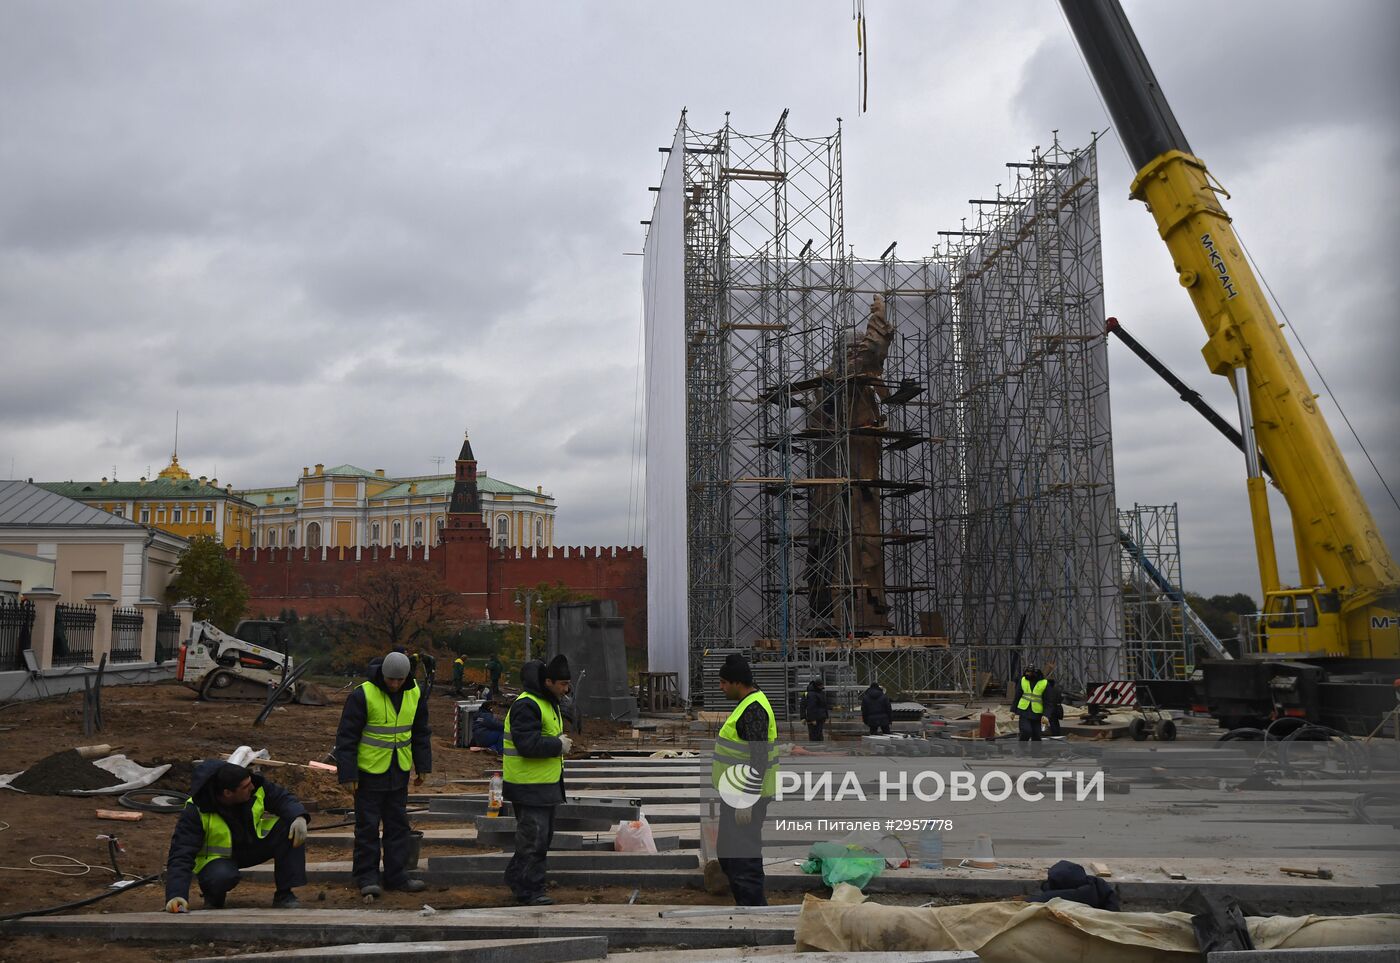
513;588;543;663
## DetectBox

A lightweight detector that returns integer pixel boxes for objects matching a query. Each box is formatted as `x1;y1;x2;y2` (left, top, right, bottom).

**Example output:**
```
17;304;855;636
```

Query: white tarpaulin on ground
796;886;1400;962
0;754;170;795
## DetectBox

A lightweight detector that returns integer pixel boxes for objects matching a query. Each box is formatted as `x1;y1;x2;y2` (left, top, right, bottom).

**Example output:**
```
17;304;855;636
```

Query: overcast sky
1;1;1396;599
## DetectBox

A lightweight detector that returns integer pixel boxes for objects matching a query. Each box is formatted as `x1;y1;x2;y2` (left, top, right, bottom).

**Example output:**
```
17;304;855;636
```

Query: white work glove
735;807;754;826
558;735;574;756
165;896;188;913
289;816;308;848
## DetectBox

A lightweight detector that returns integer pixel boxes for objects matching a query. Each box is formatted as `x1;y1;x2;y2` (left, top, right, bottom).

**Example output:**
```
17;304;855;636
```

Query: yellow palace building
236;444;556;552
37;453;256;547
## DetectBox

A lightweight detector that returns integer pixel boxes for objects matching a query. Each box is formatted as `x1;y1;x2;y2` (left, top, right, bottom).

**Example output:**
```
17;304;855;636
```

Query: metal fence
52;603;96;666
111;606;143;663
155;612;180;663
0;599;34;671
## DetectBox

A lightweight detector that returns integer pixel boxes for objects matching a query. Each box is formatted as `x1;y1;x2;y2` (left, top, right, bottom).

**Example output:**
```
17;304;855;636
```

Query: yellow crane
1061;0;1399;731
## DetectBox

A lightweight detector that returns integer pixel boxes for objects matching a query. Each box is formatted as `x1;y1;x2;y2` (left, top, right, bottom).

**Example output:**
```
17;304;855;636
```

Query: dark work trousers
353;784;413;888
504;804;556;900
197;817;306;900
866;723;891;735
1047;707;1063;737
806;720;825;742
1018;709;1043;742
717;797;770;906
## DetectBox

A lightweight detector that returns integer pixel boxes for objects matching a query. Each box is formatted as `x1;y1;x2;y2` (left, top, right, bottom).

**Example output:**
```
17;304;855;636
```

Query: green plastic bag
800;841;886;890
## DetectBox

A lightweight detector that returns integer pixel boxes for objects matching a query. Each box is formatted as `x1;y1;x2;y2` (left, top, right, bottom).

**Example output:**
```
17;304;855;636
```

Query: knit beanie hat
544;653;571;681
382;651;411;679
719;652;753;686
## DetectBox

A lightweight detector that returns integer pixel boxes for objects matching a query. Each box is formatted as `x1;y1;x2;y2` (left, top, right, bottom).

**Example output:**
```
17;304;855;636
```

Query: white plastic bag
614;814;658;853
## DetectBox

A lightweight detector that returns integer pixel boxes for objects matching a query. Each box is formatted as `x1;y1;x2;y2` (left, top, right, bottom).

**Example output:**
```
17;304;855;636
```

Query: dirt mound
9;749;124;794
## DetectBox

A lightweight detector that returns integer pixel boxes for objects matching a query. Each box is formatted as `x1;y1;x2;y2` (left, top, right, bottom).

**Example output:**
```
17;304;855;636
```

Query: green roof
323;464;376;477
371;478;457;499
236;487;298;505
368;473;542;500
37;479;255;506
477;474;538;496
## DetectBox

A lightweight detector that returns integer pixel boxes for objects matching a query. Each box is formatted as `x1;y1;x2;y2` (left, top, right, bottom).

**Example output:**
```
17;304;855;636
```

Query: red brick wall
230;543;648;648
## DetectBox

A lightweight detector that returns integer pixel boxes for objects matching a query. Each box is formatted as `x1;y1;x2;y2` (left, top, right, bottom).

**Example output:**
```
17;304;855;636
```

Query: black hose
119;789;185;814
0;873;160;922
1218;727;1268;741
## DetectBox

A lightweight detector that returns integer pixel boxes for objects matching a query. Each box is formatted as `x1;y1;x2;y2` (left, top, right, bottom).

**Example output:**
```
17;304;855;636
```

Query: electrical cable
0;873;160;922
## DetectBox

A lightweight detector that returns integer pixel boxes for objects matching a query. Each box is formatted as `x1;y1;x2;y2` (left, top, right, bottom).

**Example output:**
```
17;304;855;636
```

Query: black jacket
802;682;830;723
334;662;433;790
860;684;892;726
502;659;566;807
1027;859;1120;911
165;759;308;901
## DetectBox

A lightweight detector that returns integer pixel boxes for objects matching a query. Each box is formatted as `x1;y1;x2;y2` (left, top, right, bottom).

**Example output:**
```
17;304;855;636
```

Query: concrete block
185;935;608;963
3;906;797;950
428;852;698;871
1208;946;1400;963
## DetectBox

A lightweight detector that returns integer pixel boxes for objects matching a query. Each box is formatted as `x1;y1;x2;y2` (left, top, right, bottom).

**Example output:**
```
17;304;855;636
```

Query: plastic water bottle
918;827;943;869
487;771;503;817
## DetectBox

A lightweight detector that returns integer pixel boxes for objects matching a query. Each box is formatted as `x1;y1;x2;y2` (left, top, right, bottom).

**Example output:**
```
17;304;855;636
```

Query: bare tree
354;567;459;649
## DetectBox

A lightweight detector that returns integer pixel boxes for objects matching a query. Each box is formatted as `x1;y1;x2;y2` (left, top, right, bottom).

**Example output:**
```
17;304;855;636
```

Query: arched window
496;514;510;547
267;529;277;547
535;518;544;547
392;520;403;546
371;522;381;546
288;527;297;547
435;516;446;544
413;518;424;546
251;529;258;547
306;522;322;550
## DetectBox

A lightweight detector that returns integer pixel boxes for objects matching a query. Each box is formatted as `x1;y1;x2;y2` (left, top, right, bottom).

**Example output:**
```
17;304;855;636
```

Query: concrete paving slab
186;935;608;963
429;852;699;871
612;952;977;962
2;906;797;950
1207;947;1400;963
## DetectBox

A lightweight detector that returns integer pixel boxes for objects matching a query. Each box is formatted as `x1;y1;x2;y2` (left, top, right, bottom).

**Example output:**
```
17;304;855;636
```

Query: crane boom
1060;0;1399;663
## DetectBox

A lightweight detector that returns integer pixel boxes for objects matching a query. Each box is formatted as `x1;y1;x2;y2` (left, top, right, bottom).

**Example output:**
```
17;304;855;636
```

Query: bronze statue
803;294;894;636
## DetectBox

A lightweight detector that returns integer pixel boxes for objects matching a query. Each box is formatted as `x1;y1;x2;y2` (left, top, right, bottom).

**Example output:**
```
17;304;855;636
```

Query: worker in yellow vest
712;652;779;906
334;650;432;898
163;761;309;912
502;653;574;905
1015;666;1048;745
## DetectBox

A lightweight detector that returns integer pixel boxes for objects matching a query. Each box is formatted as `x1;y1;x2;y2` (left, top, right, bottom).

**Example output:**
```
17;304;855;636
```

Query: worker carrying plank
163;761;309;912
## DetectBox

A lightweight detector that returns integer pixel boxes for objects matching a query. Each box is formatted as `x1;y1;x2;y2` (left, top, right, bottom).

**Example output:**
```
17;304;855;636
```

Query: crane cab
1256;589;1344;659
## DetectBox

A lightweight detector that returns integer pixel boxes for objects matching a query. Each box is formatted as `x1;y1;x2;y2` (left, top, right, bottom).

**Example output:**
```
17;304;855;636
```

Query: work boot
518;893;553;906
272;890;300;909
202;892;226;910
387;878;427;893
358;882;383;898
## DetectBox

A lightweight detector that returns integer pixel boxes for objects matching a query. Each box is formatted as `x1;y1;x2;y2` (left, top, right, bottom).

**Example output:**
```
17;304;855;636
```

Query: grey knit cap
382;651;412;679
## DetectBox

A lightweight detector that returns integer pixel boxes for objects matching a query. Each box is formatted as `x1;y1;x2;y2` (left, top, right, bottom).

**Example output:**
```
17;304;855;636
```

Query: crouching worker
470;701;505;754
164;761;309;912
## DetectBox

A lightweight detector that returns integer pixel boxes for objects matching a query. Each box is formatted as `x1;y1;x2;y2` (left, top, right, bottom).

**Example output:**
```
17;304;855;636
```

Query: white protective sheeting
797;887;1400;962
643;121;690;699
0;754;171;794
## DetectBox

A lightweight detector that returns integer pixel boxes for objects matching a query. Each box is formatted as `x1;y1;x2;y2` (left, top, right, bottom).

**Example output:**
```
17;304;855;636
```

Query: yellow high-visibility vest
1017;677;1048;714
712;690;780;798
503;691;563;785
190;786;279;873
356;681;420;774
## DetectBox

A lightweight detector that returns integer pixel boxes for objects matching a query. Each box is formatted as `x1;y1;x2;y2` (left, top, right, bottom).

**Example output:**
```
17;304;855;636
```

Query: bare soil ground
0;681;762;962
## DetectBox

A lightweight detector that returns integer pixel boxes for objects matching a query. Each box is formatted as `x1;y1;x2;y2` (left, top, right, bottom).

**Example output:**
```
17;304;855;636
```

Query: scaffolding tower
669;115;1119;705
